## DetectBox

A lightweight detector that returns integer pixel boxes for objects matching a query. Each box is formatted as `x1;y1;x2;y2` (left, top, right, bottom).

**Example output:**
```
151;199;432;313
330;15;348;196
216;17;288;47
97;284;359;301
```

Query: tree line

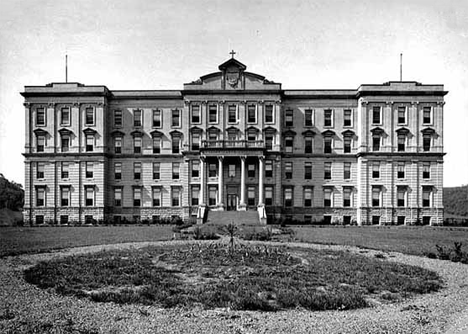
0;174;24;211
444;185;468;217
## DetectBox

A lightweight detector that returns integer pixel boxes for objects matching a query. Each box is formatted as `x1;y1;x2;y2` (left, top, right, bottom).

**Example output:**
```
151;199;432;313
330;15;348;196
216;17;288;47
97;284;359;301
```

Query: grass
0;226;174;257
24;243;443;312
292;226;468;256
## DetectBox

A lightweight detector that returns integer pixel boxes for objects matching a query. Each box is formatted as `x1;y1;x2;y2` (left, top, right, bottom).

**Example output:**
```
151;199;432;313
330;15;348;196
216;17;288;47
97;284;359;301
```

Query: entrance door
227;194;238;211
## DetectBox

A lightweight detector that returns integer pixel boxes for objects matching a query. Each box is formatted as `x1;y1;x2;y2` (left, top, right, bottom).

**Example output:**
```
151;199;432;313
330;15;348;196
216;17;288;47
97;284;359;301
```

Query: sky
0;0;467;187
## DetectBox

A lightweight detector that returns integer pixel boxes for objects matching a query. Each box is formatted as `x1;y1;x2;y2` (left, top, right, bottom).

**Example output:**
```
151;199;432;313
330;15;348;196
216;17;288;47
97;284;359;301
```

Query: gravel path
1;240;468;334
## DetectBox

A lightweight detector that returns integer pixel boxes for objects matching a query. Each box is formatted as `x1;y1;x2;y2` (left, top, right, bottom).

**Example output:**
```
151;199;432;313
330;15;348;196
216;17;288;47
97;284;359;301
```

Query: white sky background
0;0;467;187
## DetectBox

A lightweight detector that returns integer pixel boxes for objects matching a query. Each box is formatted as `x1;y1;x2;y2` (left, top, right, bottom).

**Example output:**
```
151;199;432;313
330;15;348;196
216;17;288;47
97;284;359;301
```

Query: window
153;109;161;127
172;109;180;127
61;135;70;152
114;137;122;154
265;134;274;150
114;188;122;206
85;186;94;206
265;104;274;123
343;109;352;127
265;186;273;206
115;162;122;180
423;134;431;152
172;187;180;206
372;106;381;124
397;186;406;207
398;134;406;152
372;134;381;152
323;188;332;207
36;187;45;206
397;162;405;179
153;162;160;180
191;105;201;123
372;216;380;225
343;187;352;207
301;135;312;154
192;160;200;178
422;187;432;207
285;136;293;153
37;162;45;179
208;186;217;206
228;105;237;123
172;136;180;154
37;136;45;152
134;162;141;180
85;162;93;178
247;104;256;123
228;164;235;178
324;137;332;154
61;107;70;125
36;108;45;126
397;216;406;225
134;137;142;154
35;215;44;224
423;107;432;124
305;109;313;127
85;215;94;224
248;186;256;206
114;110;122;127
285;162;292;179
247;131;256;143
61;162;69;179
343;136;352;153
152;187;161;207
133;110;142;127
265;160;273;178
372;162;380;178
344;162;351;180
85;107;94;126
172;162;180;180
398;106;406;124
324;109;333;127
422;162;430;179
248;164;255;178
191;186;199;206
285;109;293;127
324;162;331;180
191;132;200;151
209;163;217;177
304;162;312;180
372;186;381;207
133;187;141;207
208;104;218;123
151;137;161;154
86;135;94;152
284;188;293;207
304;187;313;207
60;215;69;225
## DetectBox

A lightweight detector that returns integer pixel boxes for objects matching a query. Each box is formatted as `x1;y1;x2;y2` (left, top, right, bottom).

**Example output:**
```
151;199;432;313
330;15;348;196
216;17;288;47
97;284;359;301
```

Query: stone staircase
205;210;261;226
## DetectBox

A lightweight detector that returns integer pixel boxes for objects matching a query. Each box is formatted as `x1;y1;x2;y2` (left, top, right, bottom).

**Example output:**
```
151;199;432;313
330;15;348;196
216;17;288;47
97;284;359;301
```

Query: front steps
205;210;261;226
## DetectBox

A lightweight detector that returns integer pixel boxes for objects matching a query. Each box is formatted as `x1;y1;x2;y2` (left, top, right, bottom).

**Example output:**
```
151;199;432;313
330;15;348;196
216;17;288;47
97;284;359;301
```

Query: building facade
22;57;446;225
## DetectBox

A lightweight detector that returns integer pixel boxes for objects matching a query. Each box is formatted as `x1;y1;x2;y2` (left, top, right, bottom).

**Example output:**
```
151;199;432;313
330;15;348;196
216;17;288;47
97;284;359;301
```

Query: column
218;156;224;208
239;156;246;210
200;157;205;205
258;156;264;205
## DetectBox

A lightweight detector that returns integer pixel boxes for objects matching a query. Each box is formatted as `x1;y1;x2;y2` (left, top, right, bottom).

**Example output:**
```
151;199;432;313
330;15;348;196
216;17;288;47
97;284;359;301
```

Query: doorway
227;194;238;211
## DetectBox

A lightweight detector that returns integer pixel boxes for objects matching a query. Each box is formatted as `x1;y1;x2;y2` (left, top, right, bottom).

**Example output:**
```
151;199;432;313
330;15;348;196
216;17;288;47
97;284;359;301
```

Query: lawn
292;226;468;256
0;225;174;257
24;243;443;312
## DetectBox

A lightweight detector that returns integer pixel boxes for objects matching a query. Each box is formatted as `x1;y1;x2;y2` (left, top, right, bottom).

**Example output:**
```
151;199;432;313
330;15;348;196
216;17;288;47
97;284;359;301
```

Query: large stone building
22;56;446;225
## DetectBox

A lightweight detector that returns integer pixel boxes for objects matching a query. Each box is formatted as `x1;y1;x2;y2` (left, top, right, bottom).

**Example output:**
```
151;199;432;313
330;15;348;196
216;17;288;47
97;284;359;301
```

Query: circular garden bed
24;242;443;312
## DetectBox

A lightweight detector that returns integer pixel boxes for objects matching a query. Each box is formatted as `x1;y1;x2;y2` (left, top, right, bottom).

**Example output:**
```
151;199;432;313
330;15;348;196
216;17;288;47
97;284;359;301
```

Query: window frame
265;160;273;178
85;107;95;126
114;187;122;207
152;187;161;207
172;109;181;128
191;104;201;124
133;109;142;127
85;135;94;152
171;187;181;207
227;104;238;124
172;162;180;180
304;109;313;127
36;187;45;207
324;109;333;127
36;107;46;126
285;162;293;179
285;109;293;127
264;104;274;124
152;109;162;128
85;186;95;207
324;162;332;180
303;187;313;207
37;162;45;179
372;186;381;207
208;104;218;124
133;187;142;207
192;160;200;178
397;106;407;125
85;162;93;179
134;162;142;180
114;110;123;127
283;187;293;207
60;107;71;126
343;162;351;180
61;162;69;179
343;187;352;207
304;162;312;180
343;109;352;127
133;137;142;154
114;137;122;154
153;162;160;180
372;106;382;125
372;162;380;179
422;106;432;125
247;104;257;124
397;162;405;179
114;162;122;180
37;135;45;152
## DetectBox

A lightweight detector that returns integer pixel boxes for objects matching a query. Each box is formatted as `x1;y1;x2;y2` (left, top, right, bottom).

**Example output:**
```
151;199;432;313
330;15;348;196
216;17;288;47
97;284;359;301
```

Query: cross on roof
230;50;236;58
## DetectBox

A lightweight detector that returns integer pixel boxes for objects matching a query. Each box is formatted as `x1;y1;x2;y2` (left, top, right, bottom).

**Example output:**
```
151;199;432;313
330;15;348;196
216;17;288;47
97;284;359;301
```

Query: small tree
224;221;237;253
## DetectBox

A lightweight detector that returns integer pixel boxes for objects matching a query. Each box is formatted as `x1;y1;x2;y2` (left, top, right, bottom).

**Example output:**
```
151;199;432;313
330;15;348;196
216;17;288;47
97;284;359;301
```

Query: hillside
444;185;468;217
